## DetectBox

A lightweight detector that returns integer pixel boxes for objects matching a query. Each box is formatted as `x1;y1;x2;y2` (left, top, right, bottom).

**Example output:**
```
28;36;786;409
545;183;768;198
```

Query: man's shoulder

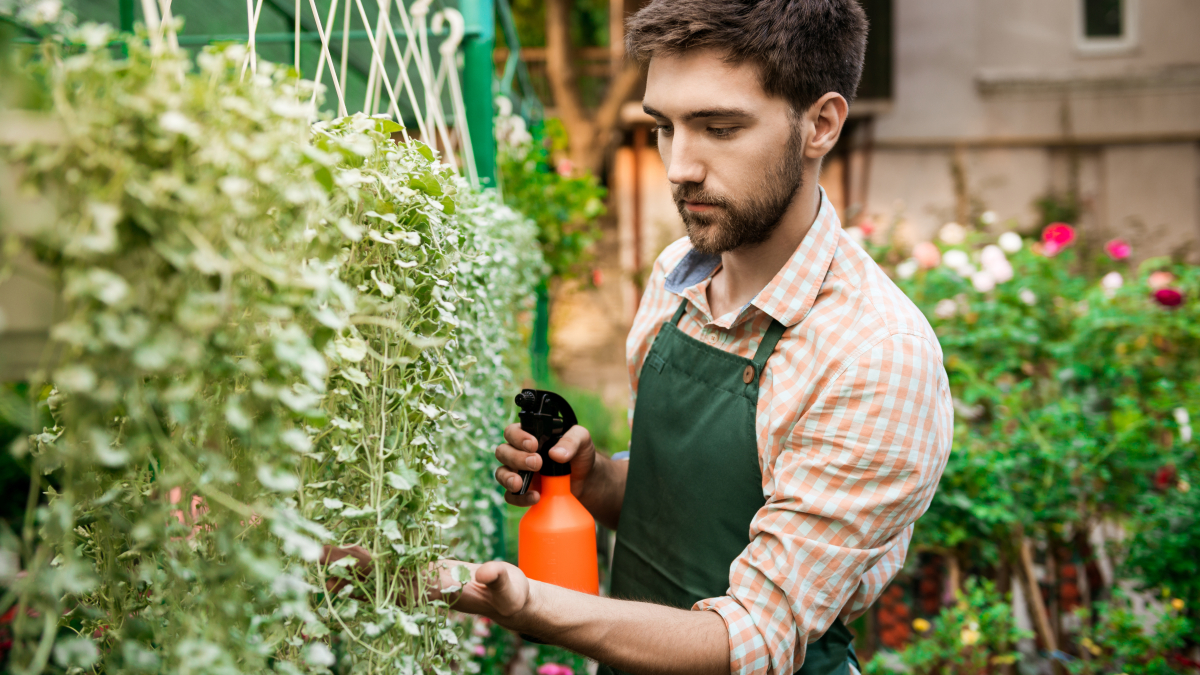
811;233;941;362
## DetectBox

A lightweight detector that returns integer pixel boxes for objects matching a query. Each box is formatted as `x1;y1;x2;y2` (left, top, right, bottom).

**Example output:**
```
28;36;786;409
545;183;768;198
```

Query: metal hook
431;8;465;55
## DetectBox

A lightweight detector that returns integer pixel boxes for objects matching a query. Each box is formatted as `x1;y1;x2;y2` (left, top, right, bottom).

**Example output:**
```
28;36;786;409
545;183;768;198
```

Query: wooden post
1017;531;1064;673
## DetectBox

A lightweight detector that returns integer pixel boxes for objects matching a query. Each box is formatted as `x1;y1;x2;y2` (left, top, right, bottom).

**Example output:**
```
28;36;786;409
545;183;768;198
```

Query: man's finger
495;442;541;473
494;465;531;493
503;423;538;452
547;424;591;464
503;490;540;507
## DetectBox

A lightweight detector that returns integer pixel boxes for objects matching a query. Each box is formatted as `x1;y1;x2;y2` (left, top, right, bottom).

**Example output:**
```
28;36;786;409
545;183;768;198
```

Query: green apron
600;298;858;675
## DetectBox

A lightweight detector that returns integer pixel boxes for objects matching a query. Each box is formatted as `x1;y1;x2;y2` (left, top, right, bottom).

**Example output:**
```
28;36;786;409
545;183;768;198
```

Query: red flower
1155;464;1178;489
1154;288;1184;307
1041;223;1075;256
1104;238;1131;260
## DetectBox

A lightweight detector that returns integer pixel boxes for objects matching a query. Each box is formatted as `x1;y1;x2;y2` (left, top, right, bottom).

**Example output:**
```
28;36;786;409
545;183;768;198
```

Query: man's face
643;49;805;256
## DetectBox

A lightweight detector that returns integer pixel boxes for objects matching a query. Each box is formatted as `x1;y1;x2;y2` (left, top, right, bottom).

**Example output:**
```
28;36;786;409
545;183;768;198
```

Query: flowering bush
1;29;543;674
879;221;1200;567
864;579;1028;675
1066;591;1193;675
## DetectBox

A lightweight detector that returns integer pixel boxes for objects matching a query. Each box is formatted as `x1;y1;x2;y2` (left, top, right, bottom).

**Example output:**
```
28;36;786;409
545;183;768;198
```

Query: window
1084;0;1123;37
1076;0;1138;55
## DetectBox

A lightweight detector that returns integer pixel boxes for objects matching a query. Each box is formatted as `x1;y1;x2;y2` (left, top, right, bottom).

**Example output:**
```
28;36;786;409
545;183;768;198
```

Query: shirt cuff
694;595;772;675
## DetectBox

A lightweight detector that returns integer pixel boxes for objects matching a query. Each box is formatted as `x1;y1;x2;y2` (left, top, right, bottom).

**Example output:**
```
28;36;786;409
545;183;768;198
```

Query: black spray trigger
511;389;577;496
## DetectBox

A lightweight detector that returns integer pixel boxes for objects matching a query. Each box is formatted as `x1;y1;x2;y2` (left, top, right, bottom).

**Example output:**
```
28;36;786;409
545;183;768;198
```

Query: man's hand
494;423;598;506
434;560;534;623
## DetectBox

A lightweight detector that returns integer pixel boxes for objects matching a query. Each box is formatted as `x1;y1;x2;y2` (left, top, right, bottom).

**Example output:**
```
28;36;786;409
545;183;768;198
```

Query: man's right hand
494;423;598;507
494;423;627;531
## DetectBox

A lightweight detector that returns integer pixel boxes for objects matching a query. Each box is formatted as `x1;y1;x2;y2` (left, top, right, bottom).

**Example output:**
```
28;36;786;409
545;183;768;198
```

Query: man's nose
664;132;706;185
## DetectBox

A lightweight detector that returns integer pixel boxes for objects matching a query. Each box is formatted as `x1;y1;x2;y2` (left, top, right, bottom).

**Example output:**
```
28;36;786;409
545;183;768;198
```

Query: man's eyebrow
641;104;755;122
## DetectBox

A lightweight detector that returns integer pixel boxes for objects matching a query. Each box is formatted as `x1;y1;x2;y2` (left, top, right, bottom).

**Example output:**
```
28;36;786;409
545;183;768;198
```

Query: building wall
861;0;1200;256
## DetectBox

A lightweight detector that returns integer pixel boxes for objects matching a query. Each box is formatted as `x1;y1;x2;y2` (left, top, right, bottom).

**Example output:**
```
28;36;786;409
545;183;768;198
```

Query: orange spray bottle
512;389;599;596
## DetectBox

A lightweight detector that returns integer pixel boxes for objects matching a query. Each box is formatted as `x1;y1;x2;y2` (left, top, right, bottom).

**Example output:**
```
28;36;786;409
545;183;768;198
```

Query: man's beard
673;127;805;256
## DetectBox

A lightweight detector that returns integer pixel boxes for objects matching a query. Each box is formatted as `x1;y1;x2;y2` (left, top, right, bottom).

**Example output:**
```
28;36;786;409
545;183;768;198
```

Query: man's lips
683;201;719;212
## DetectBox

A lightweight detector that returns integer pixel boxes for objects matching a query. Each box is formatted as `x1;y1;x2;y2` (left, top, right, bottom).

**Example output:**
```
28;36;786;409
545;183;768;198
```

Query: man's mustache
673;183;731;209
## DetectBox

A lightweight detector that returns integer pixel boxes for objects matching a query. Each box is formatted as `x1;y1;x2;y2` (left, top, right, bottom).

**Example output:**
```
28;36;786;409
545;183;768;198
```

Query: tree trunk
545;0;645;175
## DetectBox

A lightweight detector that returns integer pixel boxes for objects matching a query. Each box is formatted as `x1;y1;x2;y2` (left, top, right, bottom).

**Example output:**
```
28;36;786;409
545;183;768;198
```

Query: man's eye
709;127;739;138
654;125;673;137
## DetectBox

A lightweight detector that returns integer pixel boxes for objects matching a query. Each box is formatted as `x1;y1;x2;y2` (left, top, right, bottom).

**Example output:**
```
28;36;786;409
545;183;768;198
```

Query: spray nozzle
512;389;577;495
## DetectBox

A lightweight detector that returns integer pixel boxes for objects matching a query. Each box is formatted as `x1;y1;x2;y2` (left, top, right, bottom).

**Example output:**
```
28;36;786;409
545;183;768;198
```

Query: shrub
864;579;1028;675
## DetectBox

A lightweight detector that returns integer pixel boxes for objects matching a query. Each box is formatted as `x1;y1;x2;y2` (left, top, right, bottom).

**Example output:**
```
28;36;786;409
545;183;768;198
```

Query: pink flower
1041;223;1075;256
1148;271;1176;290
913;242;941;269
1105;238;1131;260
555;158;574;177
537;664;574;675
473;645;487;656
1154;288;1184;307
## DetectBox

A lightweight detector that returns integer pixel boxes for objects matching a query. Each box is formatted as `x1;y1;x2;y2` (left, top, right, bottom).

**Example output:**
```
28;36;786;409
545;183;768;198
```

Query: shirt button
706;334;718;345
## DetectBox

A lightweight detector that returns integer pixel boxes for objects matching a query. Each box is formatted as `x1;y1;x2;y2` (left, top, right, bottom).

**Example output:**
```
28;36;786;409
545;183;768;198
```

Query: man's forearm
576;454;627;531
513;579;729;675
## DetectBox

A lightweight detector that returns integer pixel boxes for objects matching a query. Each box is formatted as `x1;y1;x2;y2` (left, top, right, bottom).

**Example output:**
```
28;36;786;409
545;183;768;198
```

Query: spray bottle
511;389;599;596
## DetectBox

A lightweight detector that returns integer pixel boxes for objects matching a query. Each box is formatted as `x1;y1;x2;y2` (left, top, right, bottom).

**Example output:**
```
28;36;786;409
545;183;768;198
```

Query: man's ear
802;92;849;160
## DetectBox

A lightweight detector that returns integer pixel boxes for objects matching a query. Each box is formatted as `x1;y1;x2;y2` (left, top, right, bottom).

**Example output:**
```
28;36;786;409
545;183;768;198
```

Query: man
451;1;952;673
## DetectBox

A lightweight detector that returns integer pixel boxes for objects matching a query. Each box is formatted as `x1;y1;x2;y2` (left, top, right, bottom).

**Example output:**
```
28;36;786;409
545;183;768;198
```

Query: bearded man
456;1;951;673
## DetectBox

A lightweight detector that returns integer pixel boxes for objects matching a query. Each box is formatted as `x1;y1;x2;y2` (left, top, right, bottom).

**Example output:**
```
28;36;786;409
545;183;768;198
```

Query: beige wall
859;0;1200;254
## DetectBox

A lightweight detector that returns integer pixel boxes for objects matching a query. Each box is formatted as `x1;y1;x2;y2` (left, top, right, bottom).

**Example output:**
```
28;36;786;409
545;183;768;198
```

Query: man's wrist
504;577;549;637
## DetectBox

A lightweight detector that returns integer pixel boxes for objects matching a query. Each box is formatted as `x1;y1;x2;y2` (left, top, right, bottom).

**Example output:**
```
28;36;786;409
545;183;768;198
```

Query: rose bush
868;215;1200;662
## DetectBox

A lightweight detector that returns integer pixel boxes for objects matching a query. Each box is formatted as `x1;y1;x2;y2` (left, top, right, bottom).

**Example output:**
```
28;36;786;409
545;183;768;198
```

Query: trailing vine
1;27;543;675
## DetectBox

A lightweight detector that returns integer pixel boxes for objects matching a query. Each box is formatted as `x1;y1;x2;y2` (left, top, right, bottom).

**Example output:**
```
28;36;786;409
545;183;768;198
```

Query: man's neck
706;181;821;321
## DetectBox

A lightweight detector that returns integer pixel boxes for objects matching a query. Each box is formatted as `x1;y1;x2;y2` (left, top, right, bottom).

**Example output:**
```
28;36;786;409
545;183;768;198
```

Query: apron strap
750;318;787;377
670;298;689;325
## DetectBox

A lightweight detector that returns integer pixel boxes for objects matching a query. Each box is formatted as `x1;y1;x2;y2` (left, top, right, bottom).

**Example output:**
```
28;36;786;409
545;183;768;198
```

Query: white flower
980;210;998;225
934;298;958;319
956;262;978;278
1101;271;1123;298
896;259;919;280
971;270;997;293
942;249;969;271
1174;408;1190;426
998;231;1023;253
1182;426;1193;444
980;245;1013;283
1019;288;1037;306
844;226;865;245
939;222;967;245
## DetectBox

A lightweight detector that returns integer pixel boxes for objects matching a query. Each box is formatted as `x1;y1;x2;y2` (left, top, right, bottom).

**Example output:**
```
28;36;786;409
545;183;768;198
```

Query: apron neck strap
672;298;786;372
670;298;689;325
751;318;787;371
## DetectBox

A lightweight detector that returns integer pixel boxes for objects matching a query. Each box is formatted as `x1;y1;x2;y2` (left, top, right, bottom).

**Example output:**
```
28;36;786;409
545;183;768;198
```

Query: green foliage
1066;592;1193;675
440;189;543;564
495;112;604;281
869;226;1200;567
1;28;544;674
864;579;1028;675
1124;472;1200;613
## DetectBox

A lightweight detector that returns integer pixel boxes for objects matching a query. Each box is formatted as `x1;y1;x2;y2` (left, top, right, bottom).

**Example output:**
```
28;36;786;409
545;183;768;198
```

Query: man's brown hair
625;0;869;114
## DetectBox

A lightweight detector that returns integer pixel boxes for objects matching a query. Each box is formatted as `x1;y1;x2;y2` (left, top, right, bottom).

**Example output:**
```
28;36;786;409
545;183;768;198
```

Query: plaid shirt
625;192;953;675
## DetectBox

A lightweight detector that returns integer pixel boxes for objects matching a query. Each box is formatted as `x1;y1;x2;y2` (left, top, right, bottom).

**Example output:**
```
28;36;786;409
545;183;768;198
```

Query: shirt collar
662;187;842;328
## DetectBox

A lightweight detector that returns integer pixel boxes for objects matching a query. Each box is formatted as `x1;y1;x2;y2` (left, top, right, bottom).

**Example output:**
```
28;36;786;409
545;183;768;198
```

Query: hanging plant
1;28;545;675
